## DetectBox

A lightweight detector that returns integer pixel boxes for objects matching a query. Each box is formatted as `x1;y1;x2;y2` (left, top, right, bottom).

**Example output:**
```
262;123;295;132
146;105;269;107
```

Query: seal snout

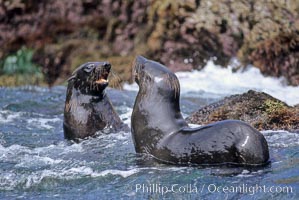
103;62;111;71
95;62;111;85
94;62;111;73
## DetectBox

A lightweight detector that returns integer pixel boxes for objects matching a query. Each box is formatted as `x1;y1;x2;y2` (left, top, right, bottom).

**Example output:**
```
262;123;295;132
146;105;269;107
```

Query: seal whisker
109;70;122;90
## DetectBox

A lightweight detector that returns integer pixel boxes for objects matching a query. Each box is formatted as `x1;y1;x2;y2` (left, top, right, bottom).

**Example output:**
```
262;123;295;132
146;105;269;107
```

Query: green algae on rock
0;47;44;86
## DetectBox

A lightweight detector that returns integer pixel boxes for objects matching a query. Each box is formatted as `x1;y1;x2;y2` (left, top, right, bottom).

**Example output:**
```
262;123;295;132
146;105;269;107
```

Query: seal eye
84;64;94;73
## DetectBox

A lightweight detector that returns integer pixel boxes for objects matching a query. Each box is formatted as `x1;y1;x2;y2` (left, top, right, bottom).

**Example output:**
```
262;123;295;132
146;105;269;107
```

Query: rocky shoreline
0;0;298;87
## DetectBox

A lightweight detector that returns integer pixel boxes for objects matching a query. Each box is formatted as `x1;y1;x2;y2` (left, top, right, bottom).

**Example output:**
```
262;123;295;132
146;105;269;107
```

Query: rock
186;90;299;132
1;0;299;86
147;1;232;71
147;0;299;84
0;0;149;86
32;39;136;87
249;32;299;86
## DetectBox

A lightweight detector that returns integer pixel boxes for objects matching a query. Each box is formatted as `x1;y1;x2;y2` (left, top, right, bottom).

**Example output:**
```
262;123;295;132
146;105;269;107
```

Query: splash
124;60;299;106
0;110;22;123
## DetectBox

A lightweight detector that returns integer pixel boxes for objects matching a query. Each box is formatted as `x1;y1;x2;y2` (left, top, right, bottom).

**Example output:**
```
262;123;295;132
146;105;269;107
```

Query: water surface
1;64;299;199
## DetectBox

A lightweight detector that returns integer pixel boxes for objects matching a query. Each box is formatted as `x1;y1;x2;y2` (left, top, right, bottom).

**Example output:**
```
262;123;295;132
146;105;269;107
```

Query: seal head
69;62;111;96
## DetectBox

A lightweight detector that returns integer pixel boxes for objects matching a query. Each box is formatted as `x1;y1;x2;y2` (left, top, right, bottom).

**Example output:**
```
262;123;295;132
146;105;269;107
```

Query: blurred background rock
0;0;298;87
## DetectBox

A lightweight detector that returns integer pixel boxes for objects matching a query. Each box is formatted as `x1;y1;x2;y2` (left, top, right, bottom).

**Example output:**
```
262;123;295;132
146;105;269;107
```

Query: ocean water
1;63;299;199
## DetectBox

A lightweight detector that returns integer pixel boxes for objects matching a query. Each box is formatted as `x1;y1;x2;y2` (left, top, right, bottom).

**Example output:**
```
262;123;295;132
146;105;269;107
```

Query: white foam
0;139;138;190
262;130;299;148
34;142;84;157
123;82;138;91
177;61;299;106
0;144;31;160
27;117;60;130
0;167;140;190
0;110;22;123
124;60;299;106
0;142;84;167
15;155;63;168
94;169;140;178
236;169;265;178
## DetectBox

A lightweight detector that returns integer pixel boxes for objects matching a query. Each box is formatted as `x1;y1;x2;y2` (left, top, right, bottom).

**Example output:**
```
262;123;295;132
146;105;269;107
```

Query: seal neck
134;88;188;134
66;85;105;105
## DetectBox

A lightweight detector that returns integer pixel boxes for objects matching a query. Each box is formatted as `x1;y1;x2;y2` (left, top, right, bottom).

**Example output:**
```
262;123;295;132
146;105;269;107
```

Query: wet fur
63;62;128;140
131;56;270;166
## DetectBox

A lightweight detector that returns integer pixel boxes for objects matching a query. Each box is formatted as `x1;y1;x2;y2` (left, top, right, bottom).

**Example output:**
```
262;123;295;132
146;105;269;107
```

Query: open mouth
95;70;110;85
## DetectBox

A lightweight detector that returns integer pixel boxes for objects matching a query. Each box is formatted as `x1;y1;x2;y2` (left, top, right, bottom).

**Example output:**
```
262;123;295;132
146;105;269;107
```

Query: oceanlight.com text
135;183;293;196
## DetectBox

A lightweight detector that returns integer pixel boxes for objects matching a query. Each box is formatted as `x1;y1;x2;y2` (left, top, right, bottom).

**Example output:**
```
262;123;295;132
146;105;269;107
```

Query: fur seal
63;62;128;140
131;56;269;166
